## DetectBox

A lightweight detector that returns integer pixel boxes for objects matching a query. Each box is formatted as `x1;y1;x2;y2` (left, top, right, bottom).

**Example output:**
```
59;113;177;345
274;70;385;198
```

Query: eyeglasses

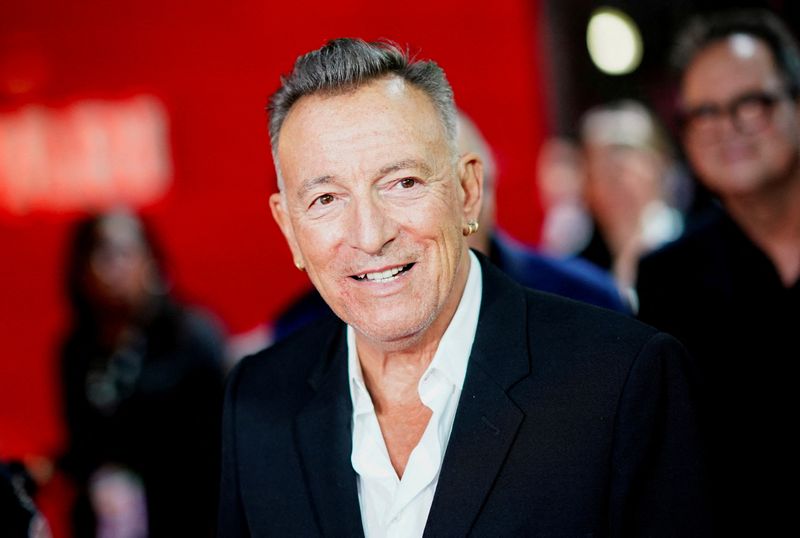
678;88;797;143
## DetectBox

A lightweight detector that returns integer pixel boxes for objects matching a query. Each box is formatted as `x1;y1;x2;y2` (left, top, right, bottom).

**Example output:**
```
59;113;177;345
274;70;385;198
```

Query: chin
714;177;768;197
350;311;436;348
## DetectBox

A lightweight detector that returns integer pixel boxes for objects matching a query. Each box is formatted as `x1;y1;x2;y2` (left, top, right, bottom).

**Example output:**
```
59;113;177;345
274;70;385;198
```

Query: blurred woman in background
59;209;225;538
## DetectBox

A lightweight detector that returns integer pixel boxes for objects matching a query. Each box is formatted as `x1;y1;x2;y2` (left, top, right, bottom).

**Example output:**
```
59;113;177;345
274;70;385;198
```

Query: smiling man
219;38;709;537
635;10;800;535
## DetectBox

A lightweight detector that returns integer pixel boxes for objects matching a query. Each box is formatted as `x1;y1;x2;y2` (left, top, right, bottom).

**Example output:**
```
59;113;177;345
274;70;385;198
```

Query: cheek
686;143;716;173
295;223;340;261
396;200;462;258
433;219;467;274
767;120;800;157
396;197;460;240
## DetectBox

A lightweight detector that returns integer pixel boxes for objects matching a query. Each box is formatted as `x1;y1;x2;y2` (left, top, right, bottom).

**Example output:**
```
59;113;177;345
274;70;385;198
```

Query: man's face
270;77;482;348
584;143;662;234
680;35;800;199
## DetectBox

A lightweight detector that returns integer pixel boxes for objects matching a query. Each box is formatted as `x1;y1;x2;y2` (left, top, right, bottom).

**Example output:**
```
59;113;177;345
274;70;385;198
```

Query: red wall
0;0;547;524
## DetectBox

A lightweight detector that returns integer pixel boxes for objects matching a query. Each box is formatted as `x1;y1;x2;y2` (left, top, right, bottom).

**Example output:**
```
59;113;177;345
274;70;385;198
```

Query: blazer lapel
424;255;530;537
294;325;365;537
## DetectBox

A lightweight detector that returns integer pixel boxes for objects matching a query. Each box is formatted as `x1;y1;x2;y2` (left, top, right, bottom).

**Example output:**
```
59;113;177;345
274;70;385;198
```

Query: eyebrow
377;159;433;178
296;175;334;200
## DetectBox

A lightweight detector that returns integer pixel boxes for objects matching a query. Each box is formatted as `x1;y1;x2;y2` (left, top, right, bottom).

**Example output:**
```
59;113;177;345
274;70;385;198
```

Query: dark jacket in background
488;232;628;313
636;204;798;535
60;298;225;537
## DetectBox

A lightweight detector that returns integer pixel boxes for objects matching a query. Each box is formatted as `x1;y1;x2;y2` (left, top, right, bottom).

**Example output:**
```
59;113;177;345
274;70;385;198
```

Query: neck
357;341;437;411
723;169;800;286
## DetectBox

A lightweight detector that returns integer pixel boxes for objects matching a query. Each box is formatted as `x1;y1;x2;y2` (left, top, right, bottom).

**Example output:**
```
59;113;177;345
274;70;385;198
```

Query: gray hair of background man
671;9;800;95
267;38;459;189
579;100;673;158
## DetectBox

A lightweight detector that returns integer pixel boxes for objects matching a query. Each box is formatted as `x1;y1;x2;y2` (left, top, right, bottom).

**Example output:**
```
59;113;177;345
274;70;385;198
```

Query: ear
457;152;484;222
269;192;305;268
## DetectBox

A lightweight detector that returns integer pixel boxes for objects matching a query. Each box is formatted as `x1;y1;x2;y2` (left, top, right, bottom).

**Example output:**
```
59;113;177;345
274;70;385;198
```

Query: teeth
363;265;405;282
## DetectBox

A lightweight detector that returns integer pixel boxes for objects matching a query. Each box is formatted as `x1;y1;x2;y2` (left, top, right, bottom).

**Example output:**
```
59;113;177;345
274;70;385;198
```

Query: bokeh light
586;7;643;75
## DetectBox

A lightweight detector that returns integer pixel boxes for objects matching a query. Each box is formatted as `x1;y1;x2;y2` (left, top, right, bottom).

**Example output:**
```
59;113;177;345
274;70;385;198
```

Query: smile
351;263;415;282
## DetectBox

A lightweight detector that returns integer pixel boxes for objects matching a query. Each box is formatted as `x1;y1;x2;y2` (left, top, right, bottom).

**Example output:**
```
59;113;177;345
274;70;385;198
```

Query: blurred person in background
636;10;800;534
59;209;225;537
269;111;628;343
536;137;594;257
578;101;685;309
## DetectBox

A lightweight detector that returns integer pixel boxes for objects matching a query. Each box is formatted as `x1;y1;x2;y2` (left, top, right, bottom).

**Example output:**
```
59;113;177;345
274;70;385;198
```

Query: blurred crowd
3;5;800;537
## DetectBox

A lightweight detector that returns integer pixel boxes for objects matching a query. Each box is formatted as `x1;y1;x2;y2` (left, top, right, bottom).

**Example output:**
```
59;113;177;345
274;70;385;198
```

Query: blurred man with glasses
636;10;800;534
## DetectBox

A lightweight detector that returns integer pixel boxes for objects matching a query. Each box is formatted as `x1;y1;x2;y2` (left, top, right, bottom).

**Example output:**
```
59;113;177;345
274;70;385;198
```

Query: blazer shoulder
519;289;692;409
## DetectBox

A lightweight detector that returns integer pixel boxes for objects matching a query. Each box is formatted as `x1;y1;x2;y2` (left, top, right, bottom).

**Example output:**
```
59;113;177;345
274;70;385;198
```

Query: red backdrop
0;0;547;532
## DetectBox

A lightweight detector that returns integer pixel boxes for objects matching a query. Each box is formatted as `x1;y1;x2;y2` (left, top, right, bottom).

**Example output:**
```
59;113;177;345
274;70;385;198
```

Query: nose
347;194;396;255
717;111;742;140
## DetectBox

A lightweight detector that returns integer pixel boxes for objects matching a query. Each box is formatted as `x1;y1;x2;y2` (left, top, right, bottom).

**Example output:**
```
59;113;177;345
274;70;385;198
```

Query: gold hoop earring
463;219;480;236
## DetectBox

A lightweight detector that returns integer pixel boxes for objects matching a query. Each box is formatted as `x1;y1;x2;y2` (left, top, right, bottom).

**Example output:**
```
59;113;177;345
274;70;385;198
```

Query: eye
398;177;418;189
313;193;335;206
684;104;719;122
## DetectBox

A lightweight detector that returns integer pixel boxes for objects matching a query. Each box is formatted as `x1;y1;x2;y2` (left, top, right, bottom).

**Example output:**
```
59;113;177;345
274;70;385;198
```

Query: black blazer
219;254;709;537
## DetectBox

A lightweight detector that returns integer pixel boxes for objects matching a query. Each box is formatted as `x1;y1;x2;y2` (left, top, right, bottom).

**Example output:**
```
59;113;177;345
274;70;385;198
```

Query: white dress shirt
348;250;482;538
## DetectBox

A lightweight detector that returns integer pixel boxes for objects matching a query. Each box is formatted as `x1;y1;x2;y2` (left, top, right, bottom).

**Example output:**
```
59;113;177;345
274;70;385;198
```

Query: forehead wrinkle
280;79;453;201
377;158;434;178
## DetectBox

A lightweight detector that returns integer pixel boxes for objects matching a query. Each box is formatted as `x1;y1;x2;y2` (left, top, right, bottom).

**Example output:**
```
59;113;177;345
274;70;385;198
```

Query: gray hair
267;38;458;187
672;9;800;96
579;99;673;158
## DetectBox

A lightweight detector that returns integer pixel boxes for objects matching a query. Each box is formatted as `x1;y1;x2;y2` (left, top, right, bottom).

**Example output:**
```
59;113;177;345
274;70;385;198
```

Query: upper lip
720;144;754;159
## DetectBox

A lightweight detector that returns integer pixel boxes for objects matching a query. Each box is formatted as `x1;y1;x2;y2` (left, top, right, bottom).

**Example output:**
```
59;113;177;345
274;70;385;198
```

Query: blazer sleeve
218;360;250;538
608;332;712;537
